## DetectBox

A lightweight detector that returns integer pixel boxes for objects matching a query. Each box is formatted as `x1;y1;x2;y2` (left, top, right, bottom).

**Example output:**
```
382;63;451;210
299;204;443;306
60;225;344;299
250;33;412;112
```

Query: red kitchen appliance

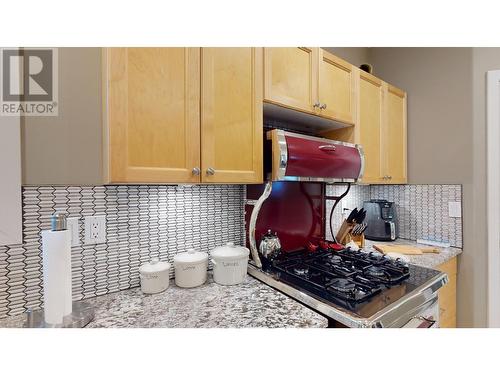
266;129;364;183
247;129;364;268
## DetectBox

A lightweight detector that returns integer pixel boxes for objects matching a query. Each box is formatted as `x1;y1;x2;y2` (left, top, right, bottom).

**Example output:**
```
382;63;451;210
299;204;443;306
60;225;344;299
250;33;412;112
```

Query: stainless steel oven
400;295;439;328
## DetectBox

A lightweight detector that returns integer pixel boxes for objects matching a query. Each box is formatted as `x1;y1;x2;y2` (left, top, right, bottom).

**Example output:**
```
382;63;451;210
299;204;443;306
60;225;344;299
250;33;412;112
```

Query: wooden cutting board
373;244;440;255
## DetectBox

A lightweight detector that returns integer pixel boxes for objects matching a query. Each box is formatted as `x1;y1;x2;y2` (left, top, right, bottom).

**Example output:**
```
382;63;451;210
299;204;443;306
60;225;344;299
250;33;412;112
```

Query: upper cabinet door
201;48;263;183
318;50;356;125
359;71;384;184
105;48;201;183
385;84;407;184
264;47;318;113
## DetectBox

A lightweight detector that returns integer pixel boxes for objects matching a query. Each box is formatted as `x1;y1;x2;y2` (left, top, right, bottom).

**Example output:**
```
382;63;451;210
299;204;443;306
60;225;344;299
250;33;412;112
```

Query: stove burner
329;278;356;293
293;266;309;276
366;266;385;277
328;255;343;264
271;246;410;307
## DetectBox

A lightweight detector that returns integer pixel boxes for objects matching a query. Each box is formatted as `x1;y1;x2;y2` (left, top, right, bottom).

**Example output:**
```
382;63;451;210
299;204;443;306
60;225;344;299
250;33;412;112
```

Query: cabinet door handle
206;167;215;176
192;167;201;176
313;102;321;108
320;103;327;110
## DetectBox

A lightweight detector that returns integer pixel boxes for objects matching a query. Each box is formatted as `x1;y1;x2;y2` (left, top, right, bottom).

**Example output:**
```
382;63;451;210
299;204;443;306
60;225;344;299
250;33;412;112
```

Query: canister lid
139;257;171;274
210;242;250;260
173;249;208;265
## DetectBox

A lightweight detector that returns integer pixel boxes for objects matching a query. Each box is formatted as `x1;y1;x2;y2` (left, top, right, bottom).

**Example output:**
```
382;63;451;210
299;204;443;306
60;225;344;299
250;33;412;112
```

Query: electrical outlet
448;202;462;218
84;215;106;245
67;217;80;247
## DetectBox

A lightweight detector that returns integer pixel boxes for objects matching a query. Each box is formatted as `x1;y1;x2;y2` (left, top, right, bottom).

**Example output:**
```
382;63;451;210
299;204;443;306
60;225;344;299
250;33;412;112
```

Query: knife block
335;222;354;244
344;233;365;248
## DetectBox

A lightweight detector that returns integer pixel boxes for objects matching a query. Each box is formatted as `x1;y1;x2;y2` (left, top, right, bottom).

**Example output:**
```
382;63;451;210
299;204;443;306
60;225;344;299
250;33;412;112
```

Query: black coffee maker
363;199;398;241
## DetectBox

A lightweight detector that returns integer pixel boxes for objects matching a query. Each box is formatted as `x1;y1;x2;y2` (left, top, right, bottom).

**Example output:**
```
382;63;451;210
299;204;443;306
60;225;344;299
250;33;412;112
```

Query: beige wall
22;47;103;185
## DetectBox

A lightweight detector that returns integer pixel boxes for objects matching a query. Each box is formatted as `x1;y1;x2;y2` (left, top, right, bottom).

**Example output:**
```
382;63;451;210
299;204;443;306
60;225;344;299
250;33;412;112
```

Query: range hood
266;129;364;183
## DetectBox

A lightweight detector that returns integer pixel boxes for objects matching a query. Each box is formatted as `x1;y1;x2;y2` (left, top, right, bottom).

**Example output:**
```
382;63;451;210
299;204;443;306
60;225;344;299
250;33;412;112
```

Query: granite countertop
363;238;462;269
0;274;328;328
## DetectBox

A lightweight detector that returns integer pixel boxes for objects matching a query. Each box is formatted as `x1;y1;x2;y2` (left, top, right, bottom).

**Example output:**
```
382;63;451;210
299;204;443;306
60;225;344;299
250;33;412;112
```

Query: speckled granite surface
364;239;462;269
0;274;327;328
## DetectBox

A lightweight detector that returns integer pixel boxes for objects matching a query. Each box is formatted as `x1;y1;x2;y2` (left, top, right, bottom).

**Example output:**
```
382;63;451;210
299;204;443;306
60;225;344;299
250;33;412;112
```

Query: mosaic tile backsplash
0;185;245;319
325;184;463;248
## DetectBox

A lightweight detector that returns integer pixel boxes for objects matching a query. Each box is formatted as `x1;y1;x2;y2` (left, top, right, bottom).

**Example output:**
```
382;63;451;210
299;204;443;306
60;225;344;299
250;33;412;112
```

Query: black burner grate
271;248;410;307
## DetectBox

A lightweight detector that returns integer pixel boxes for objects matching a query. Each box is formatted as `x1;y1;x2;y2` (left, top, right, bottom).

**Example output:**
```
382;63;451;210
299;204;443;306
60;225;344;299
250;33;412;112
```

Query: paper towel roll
42;229;72;325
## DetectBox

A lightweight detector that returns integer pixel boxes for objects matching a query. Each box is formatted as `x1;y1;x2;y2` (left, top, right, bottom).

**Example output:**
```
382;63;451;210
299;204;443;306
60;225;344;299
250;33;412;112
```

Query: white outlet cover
448;202;462;218
67;217;80;247
84;215;106;245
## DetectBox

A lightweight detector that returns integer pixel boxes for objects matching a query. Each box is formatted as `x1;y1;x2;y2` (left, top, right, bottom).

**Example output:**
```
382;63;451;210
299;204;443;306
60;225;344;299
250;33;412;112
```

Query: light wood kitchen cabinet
105;48;201;183
264;47;318;114
327;69;407;185
322;68;407;184
436;257;457;328
104;47;263;184
318;49;357;125
359;76;407;185
201;48;263;183
384;84;407;184
358;71;384;184
264;48;356;125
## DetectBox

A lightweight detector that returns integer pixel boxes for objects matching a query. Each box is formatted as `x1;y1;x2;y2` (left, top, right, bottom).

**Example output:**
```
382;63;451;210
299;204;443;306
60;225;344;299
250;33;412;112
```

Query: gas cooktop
250;244;447;327
270;248;410;308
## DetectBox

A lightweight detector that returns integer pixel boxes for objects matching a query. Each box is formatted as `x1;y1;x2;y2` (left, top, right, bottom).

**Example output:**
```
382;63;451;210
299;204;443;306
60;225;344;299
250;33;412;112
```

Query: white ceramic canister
173;249;208;288
139;258;171;294
210;242;250;286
